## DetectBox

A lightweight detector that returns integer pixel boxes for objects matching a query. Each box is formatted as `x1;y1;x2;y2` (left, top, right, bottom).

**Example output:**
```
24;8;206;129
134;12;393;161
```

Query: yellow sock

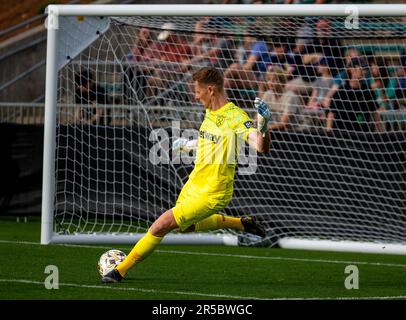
194;214;244;232
216;214;244;230
116;230;162;277
194;214;218;231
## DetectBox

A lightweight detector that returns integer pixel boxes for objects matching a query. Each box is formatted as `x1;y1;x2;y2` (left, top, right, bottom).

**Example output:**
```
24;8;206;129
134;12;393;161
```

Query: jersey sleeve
233;111;257;142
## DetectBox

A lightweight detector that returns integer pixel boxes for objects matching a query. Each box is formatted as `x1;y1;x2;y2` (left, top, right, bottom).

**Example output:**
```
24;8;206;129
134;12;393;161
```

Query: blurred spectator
243;30;271;76
282;19;342;110
156;23;192;63
146;23;192;100
295;11;337;53
262;65;305;131
223;64;258;109
322;48;361;109
177;18;239;103
74;69;110;125
191;17;219;64
326;57;385;133
282;48;320;120
197;13;233;31
214;37;239;70
223;27;271;108
293;18;344;87
283;0;327;3
295;17;317;52
368;57;392;111
225;26;271;79
262;66;287;116
129;27;155;61
188;17;237;70
268;37;296;78
253;37;296;97
392;49;406;109
125;27;156;103
306;18;345;76
307;57;333;110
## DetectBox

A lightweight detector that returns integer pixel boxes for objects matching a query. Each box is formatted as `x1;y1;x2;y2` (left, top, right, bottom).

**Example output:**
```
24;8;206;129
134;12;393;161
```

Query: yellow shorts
172;185;232;231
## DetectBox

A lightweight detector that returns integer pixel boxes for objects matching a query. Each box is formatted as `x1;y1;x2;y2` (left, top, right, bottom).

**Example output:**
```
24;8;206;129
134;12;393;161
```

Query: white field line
156;249;406;269
0;279;263;300
1;239;406;269
0;279;406;300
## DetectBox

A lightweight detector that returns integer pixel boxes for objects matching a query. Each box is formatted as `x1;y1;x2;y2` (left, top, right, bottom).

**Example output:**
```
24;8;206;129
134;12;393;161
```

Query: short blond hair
192;66;224;90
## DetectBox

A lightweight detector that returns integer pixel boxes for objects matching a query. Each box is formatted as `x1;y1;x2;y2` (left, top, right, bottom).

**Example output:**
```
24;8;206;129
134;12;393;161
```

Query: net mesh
55;14;406;245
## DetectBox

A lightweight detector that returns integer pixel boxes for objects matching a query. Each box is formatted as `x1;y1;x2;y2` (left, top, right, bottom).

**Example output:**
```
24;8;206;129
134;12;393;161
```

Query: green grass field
1;216;406;300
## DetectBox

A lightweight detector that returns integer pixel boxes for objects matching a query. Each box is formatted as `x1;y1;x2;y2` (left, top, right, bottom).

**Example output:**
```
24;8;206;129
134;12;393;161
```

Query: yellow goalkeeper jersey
186;101;257;195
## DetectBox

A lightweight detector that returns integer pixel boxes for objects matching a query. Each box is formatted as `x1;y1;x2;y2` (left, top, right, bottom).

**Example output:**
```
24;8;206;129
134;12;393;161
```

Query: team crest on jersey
215;115;225;127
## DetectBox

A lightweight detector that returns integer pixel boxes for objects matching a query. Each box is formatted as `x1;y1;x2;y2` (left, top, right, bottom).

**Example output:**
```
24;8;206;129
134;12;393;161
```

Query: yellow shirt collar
208;101;233;115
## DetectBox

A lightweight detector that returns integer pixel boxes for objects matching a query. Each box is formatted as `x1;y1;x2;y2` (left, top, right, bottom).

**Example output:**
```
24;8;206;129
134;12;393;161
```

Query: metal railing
1;103;406;132
0;103;45;124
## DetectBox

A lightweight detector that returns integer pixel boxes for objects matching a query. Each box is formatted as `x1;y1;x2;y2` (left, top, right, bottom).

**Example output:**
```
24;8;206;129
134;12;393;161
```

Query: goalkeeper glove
172;138;198;154
254;97;271;137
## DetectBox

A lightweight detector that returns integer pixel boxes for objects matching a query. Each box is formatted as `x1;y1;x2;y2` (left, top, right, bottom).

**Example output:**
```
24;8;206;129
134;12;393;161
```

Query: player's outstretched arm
247;128;271;153
247;97;271;153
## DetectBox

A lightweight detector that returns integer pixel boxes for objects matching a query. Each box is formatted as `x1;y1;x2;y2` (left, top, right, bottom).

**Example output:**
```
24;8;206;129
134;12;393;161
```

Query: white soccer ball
98;249;127;276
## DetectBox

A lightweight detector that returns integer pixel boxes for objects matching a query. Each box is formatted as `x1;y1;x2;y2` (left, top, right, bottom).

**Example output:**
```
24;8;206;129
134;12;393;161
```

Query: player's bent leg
177;224;195;233
102;210;178;283
149;209;179;237
176;214;245;232
177;214;266;238
194;214;244;232
176;214;240;233
185;214;267;238
171;194;267;237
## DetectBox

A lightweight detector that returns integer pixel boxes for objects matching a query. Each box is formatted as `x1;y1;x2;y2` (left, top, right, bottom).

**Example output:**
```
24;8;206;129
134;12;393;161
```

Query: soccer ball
98;249;126;276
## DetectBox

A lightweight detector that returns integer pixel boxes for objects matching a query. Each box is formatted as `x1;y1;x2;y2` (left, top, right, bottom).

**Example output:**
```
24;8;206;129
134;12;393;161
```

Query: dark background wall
0;124;44;215
1;124;405;238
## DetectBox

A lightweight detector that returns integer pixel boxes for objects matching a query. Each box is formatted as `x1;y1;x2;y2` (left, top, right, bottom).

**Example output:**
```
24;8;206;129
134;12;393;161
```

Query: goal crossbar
47;4;406;17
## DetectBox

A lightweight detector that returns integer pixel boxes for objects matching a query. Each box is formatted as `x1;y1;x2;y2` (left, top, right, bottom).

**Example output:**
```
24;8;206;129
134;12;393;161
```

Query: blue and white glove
172;138;198;154
254;97;271;137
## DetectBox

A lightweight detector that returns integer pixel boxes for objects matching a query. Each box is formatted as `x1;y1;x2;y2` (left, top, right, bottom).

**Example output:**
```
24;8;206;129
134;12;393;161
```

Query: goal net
42;5;406;253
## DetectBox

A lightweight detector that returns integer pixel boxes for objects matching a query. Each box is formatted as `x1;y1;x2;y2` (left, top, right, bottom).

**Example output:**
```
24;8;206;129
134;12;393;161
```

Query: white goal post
41;4;406;255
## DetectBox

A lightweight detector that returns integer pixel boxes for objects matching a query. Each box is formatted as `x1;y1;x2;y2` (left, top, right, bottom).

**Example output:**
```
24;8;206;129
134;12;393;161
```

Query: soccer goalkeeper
102;66;271;283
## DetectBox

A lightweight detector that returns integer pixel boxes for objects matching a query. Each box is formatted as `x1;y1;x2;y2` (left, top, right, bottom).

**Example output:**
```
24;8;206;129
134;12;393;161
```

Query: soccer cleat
241;216;267;238
101;268;123;283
